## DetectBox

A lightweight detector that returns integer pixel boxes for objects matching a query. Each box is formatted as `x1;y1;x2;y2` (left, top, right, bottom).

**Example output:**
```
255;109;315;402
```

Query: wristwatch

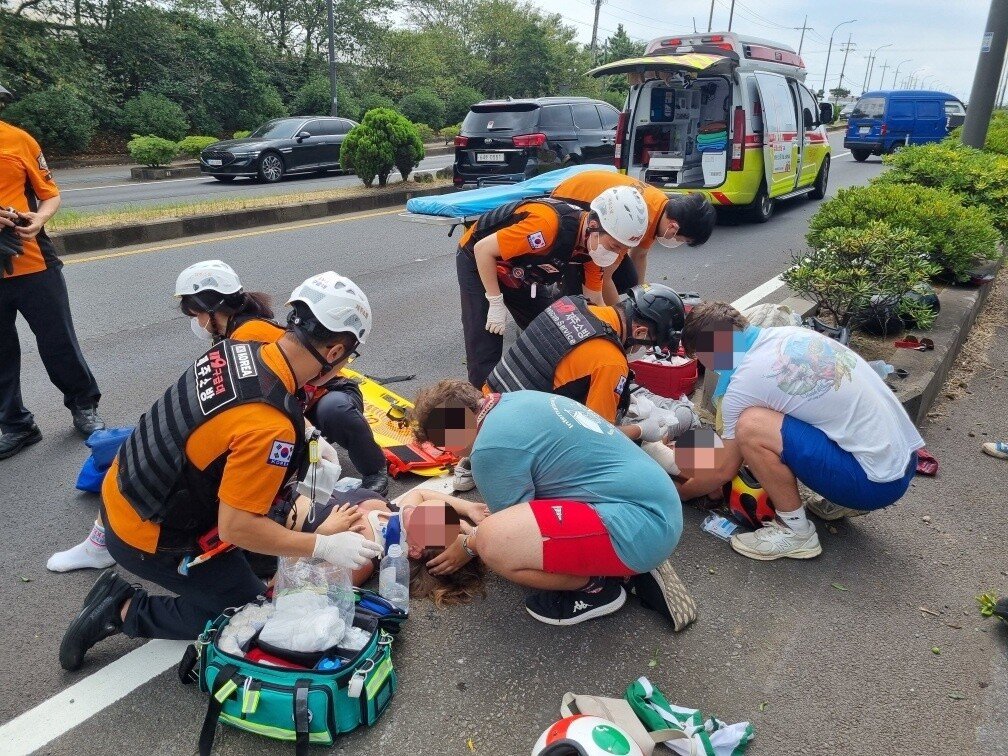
461;527;478;558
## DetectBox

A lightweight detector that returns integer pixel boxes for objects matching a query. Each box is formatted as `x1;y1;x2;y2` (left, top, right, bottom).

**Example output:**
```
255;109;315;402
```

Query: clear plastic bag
273;556;355;641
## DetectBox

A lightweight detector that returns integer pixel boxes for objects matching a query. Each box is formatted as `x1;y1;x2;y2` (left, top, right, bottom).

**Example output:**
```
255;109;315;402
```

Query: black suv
200;116;358;183
453;97;620;186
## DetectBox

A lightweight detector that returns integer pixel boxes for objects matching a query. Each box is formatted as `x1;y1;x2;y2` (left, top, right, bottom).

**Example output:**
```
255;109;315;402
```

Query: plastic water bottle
868;360;894;379
378;544;410;613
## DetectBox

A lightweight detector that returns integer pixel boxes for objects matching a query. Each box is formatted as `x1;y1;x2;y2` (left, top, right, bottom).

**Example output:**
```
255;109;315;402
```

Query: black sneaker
72;406;106;437
524;578;626;626
0;424;42;459
628;559;697;632
361;469;390;497
59;568;136;671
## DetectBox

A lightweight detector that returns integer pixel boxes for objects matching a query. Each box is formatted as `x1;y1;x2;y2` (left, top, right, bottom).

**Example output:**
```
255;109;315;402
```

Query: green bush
879;142;1008;239
121;93;189;141
414;123;438;143
359;93;396;115
808;183;1000;283
177;135;219;159
233;130;252;140
128;134;179;167
3;89;96;154
292;76;361;121
341;109;425;187
398;88;446;131
445;86;484;126
784;221;939;330
440;124;461;144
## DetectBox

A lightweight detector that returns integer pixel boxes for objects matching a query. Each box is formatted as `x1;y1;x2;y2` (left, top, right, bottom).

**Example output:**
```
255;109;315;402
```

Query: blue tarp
405;164;617;218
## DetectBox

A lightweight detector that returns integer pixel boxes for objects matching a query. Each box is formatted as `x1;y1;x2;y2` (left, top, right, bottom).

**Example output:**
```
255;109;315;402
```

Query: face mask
656;235;687;249
190;316;212;342
587;233;619;268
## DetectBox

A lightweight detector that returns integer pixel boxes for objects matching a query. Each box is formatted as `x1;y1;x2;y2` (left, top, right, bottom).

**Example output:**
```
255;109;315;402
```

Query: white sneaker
452;457;475;492
806;498;869;521
731;522;822;561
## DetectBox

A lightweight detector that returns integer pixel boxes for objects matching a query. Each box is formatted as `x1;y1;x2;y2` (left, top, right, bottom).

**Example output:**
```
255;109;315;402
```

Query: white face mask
587;233;620;268
190;316;213;342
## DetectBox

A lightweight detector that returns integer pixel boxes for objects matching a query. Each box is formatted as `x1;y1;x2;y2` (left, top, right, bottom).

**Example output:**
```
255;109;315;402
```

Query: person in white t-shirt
675;302;924;561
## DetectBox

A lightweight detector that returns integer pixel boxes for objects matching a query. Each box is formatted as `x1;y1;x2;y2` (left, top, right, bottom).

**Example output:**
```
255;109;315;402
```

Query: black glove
0;225;22;277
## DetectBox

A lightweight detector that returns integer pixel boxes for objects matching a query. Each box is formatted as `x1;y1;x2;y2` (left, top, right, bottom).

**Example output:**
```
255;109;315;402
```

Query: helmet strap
289;319;336;379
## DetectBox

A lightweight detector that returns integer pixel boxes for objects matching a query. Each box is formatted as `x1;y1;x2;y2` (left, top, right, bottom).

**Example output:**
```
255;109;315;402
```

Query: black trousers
104;516;265;640
456;248;573;387
612;254;639;294
0;265;101;432
308;384;386;477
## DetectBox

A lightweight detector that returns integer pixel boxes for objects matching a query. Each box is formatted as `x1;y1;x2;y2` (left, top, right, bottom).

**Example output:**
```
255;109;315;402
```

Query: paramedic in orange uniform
59;272;383;671
0;84;105;459
483;284;688;441
457;185;649;387
551;170;716;298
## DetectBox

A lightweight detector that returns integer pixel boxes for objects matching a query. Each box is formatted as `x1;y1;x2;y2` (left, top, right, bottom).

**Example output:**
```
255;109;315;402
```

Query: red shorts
529;499;634;578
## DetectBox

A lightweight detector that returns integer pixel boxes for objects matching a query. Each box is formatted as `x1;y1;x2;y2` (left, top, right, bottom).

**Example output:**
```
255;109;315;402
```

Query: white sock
47;522;115;572
778;506;813;534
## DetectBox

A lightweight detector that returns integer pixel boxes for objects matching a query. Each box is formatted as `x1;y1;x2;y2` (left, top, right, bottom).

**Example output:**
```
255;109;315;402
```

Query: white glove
312;532;382;569
485;293;507;335
636;413;669;443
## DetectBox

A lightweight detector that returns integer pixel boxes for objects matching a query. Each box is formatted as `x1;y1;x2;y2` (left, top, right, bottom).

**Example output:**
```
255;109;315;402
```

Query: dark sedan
199;116;358;183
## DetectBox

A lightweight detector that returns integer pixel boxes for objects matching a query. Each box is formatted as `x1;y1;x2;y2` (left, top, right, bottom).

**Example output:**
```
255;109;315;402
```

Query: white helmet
589;186;649;247
287;271;372;345
532;715;644;756
174;260;242;298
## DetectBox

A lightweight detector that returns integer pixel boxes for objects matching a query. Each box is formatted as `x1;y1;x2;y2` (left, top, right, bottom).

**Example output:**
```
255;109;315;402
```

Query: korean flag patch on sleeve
268;440;294;467
527;230;547;250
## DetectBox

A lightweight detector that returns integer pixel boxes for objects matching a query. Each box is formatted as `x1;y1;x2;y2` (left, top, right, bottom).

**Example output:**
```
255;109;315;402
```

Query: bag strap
199;663;240;756
293;679;312;756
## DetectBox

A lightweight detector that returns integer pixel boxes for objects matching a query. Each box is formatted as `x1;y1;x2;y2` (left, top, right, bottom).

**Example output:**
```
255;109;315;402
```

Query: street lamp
866;43;892;90
921;75;938;90
892;59;912;89
904;67;925;90
822;19;857;97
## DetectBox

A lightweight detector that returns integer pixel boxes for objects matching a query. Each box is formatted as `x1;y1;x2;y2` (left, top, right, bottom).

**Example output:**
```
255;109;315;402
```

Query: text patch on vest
232;343;258;379
195;345;238;415
546;298;598;346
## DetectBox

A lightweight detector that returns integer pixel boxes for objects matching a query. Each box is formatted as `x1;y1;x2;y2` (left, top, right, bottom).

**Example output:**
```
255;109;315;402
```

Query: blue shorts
780;415;917;511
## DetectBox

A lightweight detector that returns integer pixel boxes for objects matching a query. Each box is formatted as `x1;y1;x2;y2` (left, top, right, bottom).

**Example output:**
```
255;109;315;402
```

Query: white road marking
731;274;786;311
0;639;190;756
831;151;851;160
61;176;207;192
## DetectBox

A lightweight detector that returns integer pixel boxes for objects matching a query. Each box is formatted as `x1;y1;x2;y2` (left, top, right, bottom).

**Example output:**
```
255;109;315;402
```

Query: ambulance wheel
178;643;199;685
851;149;871;162
809;159;829;200
747;185;774;223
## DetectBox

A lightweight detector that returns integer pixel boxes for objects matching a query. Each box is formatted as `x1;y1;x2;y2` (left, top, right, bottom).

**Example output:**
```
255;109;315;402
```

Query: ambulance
589;32;834;222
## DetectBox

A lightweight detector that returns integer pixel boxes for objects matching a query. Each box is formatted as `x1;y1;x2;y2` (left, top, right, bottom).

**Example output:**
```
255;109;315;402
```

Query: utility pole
861;55;873;94
998;52;1008;107
794;15;813;55
963;0;1008;147
822;19;856;97
877;60;890;89
837;35;855;95
590;0;603;63
728;0;736;31
707;0;715;32
326;0;337;116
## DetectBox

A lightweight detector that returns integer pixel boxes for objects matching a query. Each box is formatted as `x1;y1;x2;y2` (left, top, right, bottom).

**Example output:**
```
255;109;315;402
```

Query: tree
4;88;96;154
293;76;361;119
398;87;446;130
121;92;190;141
340;108;424;186
829;86;851;99
445;85;484;127
602;24;644;64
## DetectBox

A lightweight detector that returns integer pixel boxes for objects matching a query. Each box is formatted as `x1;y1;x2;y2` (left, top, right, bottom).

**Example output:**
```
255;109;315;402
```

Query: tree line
0;0;647;155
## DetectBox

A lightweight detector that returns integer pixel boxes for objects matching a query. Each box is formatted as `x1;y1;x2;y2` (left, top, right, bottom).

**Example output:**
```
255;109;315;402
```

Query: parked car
453;96;620;187
200;117;358;183
844;90;966;161
590;31;833;223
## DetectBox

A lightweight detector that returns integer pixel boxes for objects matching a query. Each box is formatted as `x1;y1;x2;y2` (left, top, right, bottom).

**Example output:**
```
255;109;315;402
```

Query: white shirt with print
720;327;924;482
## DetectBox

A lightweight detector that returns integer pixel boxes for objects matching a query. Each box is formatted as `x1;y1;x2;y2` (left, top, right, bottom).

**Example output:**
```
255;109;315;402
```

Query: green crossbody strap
199;663;241;756
293;679;312;756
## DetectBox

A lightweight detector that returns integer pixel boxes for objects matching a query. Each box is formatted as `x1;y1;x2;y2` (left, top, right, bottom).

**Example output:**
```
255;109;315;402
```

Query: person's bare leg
475;505;587;591
735;407;802;513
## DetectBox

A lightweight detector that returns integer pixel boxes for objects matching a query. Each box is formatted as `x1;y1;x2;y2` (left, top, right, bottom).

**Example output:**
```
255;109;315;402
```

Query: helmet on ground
287;271;371;345
725;466;775;529
174;260;242;298
531;715;644;756
621;283;686;351
900;282;940;328
0;83;12;103
589;186;649;247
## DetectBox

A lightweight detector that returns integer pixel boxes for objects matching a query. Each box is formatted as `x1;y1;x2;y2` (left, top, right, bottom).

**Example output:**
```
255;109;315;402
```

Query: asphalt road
4;133;1006;754
54;153;457;213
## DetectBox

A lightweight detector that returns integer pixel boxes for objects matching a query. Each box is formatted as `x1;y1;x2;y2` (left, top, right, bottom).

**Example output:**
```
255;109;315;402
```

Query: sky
527;0;999;102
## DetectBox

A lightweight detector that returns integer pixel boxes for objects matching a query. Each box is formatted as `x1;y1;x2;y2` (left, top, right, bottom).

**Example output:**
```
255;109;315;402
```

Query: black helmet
0;83;12;103
621;283;686;351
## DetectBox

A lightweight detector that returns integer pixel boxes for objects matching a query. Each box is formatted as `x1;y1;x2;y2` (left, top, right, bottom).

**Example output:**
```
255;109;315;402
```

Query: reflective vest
486;296;628;411
116;340;306;549
461;198;586;292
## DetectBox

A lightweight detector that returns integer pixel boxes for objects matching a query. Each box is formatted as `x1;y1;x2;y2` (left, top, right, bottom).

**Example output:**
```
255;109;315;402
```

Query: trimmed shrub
439;124;461;144
414;123;438;143
293;77;361;121
121;93;189;141
879;142;1008;238
783;221;939;331
233;130;252;139
341;109;425;187
177;136;219;159
807;183;1000;283
398;88;446;131
128;134;179;167
445;86;484;126
4;89;95;154
359;93;396;115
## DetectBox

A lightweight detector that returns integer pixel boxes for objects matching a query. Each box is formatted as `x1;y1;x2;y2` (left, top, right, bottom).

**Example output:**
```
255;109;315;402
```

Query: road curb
129;165;201;180
50;184;457;257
